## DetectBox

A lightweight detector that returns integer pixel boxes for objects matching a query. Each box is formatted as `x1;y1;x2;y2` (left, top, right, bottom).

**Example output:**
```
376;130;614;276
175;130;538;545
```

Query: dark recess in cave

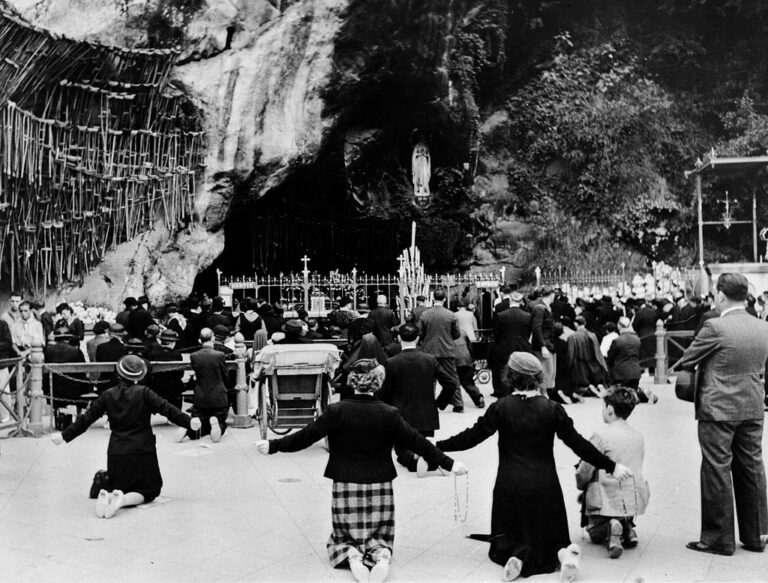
194;143;411;295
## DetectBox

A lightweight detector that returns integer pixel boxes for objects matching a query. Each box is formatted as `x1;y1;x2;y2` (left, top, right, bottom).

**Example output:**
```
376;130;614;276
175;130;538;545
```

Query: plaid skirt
327;481;395;568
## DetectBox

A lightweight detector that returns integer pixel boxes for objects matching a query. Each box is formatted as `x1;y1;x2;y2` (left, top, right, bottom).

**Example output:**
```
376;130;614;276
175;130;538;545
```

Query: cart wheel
320;381;331;412
258;379;268;440
266;386;292;435
476;369;492;385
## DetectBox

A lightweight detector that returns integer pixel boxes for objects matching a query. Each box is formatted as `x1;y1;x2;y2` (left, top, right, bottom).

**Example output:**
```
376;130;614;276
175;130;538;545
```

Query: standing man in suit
367;295;398;347
531;286;556;395
678;273;768;556
377;323;455;472
95;323;129;390
417;289;464;412
493;285;512;315
632;295;659;373
179;328;232;443
491;291;532;397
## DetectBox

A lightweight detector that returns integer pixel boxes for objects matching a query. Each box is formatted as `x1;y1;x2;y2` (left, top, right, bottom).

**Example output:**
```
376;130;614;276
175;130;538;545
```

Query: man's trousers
698;419;768;553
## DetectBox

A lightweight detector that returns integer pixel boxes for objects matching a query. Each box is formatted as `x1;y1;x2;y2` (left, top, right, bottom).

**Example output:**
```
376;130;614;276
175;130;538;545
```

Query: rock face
7;0;509;306
9;0;349;307
177;0;348;226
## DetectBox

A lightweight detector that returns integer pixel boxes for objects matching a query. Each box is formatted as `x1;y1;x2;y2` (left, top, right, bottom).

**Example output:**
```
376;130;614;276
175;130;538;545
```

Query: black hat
160;329;179;342
123;297;138;308
92;320;110;334
282;319;305;336
108;323;126;337
116;355;147;383
138;295;150;305
212;324;230;339
125;338;145;352
55;302;71;314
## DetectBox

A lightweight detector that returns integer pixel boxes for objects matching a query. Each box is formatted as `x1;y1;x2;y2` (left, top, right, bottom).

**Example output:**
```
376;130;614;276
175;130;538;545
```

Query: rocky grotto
2;0;767;308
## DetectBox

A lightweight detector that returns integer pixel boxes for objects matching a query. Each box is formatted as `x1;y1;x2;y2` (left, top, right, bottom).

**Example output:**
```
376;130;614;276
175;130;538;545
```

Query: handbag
89;469;110;499
675;369;697;402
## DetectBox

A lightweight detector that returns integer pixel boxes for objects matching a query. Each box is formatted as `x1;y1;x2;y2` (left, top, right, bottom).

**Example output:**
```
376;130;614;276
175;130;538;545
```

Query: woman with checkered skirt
256;358;468;582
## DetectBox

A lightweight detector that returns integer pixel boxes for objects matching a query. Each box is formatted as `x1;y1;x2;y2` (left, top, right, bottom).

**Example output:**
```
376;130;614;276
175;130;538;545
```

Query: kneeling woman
256;358;467;583
437;352;632;582
52;355;200;518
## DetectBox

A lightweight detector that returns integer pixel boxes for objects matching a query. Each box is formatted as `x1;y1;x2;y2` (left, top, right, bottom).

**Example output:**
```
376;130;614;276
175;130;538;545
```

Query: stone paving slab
1;379;767;582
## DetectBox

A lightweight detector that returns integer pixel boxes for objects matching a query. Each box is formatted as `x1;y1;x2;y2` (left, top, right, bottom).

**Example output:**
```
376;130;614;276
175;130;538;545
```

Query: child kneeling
575;386;650;558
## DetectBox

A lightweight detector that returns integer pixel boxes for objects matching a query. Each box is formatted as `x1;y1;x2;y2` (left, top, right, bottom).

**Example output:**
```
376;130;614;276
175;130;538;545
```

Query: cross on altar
301;255;310;275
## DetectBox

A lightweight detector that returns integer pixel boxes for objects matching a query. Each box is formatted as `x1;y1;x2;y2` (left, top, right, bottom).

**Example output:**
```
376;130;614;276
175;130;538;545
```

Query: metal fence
218;263;504;327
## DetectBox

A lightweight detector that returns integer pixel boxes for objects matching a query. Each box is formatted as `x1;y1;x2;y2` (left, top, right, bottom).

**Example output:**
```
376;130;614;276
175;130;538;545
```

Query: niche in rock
195;147;408;293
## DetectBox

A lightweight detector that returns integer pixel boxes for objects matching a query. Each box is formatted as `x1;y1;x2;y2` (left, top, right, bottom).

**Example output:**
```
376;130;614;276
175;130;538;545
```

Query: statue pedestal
708;262;768;295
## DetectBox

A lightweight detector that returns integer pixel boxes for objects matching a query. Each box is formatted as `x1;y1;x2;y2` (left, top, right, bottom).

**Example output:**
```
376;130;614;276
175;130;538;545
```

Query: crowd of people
5;273;768;581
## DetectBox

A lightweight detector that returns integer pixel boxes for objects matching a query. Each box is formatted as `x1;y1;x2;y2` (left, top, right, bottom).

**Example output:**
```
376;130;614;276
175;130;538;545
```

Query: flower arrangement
60;300;117;326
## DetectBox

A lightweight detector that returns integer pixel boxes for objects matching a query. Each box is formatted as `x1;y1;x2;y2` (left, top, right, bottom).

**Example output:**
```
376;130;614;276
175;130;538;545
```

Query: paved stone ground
1;378;767;582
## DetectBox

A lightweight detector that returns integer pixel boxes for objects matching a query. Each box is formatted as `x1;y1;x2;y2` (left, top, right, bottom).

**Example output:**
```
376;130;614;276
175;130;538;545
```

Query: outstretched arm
392;413;454;472
144;387;192;429
267;408;333;453
575;433;603;490
437;403;499;452
60;393;108;443
555;406;616;474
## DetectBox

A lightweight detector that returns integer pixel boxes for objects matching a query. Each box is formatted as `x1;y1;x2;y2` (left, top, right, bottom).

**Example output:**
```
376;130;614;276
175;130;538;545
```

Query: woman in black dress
52;355;200;519
437;352;632;581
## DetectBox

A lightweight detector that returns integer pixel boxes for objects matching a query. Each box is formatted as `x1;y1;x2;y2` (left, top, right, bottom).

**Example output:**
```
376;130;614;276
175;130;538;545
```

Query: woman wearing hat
437;352;633;582
256;359;468;583
51;355;201;519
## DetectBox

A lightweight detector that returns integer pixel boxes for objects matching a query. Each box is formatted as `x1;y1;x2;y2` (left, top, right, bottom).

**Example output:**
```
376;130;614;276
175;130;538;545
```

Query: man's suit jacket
190;346;231;409
0;318;15;361
377;348;453;431
44;341;86;400
95;337;129;387
530;301;554;352
146;343;185;397
367;306;398;346
678;309;768;421
418;305;461;358
95;337;128;362
606;330;642;381
127;308;154;340
493;307;532;364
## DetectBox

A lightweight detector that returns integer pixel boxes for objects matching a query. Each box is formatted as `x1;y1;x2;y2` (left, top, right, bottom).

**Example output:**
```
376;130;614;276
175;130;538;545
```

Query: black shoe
452;406;464;413
742;535;767;552
685;541;733;556
475;397;485;408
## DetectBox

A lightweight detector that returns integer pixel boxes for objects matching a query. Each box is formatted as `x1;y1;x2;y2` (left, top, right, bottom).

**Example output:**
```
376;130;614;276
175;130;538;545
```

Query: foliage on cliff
428;0;768;269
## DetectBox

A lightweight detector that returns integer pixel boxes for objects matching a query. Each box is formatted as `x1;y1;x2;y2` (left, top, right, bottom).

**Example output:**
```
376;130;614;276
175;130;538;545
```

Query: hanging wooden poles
0;9;204;292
